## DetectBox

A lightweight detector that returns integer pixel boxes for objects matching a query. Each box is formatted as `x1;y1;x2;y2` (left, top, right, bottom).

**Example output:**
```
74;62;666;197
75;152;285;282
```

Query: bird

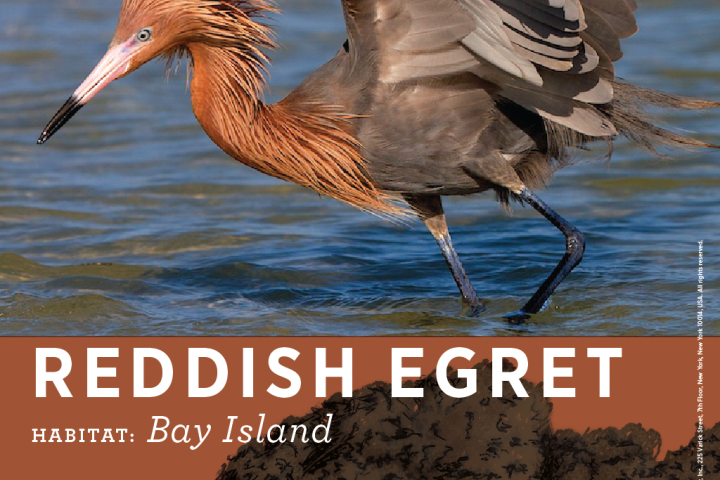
38;0;718;319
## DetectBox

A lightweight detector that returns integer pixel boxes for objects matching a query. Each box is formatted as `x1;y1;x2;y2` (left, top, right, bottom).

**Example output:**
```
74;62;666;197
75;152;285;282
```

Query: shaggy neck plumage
187;42;402;216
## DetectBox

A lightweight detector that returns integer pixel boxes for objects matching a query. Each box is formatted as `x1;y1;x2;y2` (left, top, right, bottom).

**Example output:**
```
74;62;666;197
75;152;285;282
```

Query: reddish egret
39;0;717;318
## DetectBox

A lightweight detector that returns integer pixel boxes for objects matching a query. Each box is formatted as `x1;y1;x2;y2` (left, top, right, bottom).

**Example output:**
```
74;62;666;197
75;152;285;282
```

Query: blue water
0;0;718;336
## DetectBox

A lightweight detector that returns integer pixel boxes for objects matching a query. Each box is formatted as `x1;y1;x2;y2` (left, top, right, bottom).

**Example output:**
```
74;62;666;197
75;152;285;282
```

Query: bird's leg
404;195;484;313
515;187;586;316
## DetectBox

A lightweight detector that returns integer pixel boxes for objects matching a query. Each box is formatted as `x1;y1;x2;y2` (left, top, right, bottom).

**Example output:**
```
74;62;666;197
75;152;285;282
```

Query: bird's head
38;0;274;144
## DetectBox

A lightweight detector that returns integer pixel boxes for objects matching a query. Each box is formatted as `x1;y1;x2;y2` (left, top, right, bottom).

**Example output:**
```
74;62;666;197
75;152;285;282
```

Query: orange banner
1;337;716;479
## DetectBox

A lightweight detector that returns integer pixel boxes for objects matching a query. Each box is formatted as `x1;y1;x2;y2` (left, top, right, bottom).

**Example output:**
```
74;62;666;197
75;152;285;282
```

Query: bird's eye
136;28;153;42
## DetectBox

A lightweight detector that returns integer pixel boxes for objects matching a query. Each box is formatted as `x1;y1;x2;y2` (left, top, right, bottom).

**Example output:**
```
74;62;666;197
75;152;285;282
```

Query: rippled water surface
1;0;718;336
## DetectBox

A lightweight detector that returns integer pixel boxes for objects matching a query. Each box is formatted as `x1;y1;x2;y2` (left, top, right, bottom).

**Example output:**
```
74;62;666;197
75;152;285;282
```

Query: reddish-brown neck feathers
118;0;402;216
190;42;403;217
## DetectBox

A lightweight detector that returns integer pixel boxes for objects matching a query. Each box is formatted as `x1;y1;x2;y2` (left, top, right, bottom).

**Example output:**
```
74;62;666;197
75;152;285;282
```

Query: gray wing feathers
343;0;640;136
460;1;544;84
582;0;638;38
373;0;482;83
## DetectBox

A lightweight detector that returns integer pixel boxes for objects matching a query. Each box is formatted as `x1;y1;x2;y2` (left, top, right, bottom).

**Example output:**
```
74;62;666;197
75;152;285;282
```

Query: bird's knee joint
567;230;586;253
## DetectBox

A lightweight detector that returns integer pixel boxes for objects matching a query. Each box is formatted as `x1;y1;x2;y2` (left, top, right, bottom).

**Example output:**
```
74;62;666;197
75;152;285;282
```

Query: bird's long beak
38;37;140;145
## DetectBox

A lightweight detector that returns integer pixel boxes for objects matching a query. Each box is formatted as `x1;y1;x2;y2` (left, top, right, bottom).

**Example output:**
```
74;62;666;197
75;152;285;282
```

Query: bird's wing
341;0;638;136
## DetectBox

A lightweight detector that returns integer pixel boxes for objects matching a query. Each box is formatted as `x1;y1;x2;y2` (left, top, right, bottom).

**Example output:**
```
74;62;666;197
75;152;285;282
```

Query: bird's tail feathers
603;81;720;153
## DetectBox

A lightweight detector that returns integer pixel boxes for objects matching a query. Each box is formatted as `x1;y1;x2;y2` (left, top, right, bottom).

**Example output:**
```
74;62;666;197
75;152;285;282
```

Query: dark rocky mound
539;422;719;479
217;361;718;479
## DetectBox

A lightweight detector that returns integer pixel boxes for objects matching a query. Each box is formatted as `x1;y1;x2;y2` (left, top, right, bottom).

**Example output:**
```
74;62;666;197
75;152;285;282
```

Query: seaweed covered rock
663;422;719;479
540;424;665;479
220;360;551;479
540;421;719;480
218;362;719;480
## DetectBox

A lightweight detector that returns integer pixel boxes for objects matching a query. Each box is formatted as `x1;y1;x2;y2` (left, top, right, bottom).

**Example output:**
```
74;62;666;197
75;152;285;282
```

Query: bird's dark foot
504;297;551;324
503;310;531;324
463;300;486;317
